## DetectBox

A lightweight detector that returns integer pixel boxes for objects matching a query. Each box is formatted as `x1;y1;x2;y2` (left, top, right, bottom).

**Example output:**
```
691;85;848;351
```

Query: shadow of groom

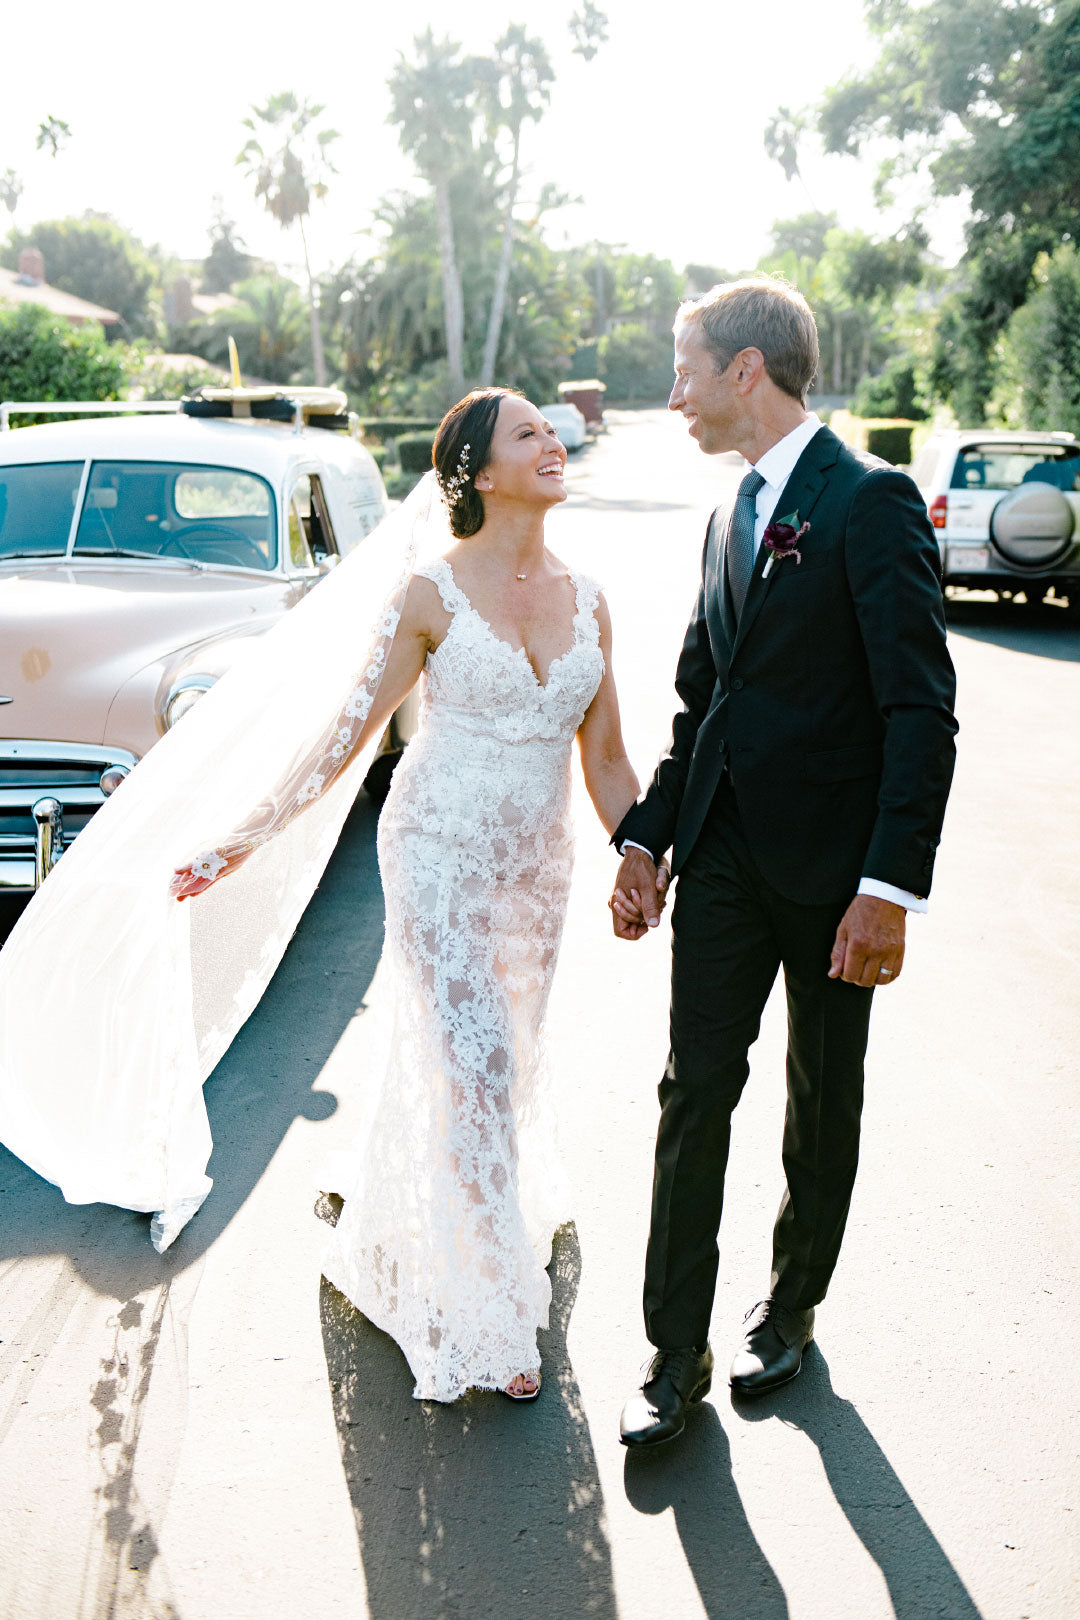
623;1400;790;1619
730;1347;986;1619
320;1221;617;1620
626;1342;985;1620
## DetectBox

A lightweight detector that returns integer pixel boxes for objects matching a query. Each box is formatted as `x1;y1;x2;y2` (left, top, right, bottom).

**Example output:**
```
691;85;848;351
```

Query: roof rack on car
0;400;182;432
181;385;359;436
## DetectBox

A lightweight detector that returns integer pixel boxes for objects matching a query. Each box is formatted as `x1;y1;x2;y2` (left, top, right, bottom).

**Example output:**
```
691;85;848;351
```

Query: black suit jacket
616;426;958;906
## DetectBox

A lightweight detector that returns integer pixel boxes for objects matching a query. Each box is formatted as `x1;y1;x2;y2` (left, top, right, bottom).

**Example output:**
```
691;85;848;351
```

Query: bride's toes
503;1369;541;1401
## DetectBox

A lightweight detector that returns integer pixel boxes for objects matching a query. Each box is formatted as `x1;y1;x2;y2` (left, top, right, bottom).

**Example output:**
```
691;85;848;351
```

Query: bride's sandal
502;1370;542;1401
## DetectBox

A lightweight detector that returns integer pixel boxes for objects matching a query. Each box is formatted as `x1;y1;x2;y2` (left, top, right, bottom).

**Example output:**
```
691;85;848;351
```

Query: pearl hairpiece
439;442;471;508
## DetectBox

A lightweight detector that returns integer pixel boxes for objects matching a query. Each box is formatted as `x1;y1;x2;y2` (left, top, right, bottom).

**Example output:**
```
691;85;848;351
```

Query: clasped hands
610;849;906;987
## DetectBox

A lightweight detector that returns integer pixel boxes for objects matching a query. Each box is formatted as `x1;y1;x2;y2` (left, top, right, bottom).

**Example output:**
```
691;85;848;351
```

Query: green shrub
597;322;673;402
0;304;129;418
992;243;1080;436
365;442;389;472
395;431;436;475
852;356;927;421
357;417;441;443
865;423;915;465
384;469;424;501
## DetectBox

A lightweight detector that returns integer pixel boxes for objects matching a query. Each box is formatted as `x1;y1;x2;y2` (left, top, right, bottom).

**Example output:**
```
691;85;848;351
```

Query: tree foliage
816;0;1080;418
569;2;609;61
202;201;254;293
992;244;1080;436
0;304;128;404
1;214;159;337
237;91;339;384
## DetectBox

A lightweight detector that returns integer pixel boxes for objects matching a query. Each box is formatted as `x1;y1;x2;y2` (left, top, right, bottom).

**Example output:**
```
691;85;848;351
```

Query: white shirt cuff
619;839;655;859
858;876;927;914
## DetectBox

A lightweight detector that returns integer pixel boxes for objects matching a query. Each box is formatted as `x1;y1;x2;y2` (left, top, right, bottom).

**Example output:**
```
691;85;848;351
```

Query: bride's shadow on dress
0;794;386;1286
320;1220;618;1620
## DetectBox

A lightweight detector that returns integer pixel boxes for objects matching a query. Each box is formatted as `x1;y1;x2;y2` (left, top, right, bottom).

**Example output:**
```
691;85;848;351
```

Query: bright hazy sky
2;0;966;284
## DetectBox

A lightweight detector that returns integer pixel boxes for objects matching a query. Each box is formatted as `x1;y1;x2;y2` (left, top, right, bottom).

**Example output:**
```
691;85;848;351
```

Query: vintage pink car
0;390;411;891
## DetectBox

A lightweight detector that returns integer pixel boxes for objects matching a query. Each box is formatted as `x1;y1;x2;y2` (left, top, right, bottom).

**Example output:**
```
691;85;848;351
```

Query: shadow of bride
731;1346;986;1620
320;1221;617;1620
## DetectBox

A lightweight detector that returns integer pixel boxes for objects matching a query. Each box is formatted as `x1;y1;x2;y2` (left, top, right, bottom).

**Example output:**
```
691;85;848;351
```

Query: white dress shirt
624;413;927;914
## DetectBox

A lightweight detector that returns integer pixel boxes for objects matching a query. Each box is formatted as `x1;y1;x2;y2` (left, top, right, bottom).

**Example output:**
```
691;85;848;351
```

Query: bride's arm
171;577;440;900
576;595;642;836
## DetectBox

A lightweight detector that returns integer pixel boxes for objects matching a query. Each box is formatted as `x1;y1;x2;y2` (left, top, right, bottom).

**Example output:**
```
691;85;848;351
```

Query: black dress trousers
643;775;875;1351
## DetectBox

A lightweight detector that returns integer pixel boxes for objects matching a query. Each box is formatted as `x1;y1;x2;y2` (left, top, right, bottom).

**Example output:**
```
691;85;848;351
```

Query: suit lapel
731;426;843;658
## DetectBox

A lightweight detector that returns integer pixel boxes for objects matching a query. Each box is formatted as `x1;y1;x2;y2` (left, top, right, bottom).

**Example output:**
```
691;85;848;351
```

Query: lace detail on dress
322;556;605;1401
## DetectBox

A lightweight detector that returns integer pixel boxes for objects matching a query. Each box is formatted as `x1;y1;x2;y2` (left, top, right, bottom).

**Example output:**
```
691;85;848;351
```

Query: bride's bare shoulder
401;569;453;642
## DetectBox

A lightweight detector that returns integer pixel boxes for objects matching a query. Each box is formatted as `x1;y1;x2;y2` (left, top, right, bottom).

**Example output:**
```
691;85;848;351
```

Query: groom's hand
610;849;669;941
829;895;906;987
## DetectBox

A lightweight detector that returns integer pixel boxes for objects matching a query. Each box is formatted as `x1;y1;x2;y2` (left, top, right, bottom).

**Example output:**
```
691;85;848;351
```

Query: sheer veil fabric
0;475;449;1250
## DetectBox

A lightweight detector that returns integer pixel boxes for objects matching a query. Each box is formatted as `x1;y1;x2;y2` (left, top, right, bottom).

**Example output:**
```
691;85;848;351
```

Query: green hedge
384;469;424;501
357;417;441;443
865;424;915;466
395;431;436;474
365;442;389;472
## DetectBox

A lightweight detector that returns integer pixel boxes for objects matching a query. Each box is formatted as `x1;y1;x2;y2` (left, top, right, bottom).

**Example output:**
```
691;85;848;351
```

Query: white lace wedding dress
322;558;605;1401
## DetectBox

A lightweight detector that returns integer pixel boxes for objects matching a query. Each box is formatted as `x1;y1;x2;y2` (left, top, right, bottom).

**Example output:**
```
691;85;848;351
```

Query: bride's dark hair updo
433;387;522;538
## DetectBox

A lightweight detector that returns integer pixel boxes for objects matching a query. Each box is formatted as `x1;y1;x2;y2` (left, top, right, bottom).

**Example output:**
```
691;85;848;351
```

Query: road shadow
729;1347;986;1620
320;1221;618;1620
945;594;1080;661
0;791;386;1291
623;1402;790;1618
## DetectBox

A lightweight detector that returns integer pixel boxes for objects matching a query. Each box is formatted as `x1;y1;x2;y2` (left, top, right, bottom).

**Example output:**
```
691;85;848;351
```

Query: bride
171;388;650;1403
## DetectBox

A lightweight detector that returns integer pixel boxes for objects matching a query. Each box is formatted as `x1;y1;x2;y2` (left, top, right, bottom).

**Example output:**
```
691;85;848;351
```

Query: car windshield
73;461;277;568
950;443;1080;493
0;462;83;556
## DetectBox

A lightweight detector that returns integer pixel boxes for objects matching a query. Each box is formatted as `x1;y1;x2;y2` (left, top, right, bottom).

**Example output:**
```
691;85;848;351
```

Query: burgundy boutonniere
762;511;810;578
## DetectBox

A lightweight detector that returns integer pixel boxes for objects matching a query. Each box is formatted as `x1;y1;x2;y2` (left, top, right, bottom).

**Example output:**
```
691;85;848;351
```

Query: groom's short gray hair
676;275;820;404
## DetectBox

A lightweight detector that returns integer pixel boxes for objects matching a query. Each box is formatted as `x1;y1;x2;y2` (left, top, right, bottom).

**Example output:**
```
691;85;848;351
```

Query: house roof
0;265;121;326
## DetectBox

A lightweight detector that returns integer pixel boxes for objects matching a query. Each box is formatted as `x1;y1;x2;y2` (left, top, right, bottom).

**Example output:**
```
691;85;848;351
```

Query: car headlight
99;764;130;796
163;678;215;730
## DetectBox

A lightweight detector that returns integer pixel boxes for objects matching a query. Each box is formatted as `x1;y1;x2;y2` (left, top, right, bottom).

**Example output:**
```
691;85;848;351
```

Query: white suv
910;430;1080;604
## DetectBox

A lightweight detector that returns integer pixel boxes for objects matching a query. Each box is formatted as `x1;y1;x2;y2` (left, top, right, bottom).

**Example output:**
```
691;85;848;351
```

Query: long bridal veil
0;473;448;1250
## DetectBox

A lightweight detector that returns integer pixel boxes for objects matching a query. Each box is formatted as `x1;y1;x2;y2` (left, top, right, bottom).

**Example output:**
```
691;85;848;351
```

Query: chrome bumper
0;741;137;891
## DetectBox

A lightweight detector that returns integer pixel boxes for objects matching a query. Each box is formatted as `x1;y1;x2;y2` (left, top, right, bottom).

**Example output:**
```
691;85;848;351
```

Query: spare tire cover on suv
990;483;1075;566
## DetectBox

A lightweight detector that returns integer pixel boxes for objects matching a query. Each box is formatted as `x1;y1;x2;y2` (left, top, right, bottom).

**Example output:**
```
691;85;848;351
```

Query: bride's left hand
169;847;251;901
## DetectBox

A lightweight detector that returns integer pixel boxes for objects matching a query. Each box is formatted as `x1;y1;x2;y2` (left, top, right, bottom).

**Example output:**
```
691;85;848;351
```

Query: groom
612;276;957;1447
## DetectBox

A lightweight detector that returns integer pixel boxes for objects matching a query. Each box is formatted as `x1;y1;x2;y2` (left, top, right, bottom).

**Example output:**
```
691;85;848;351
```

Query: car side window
288;474;338;566
288;478;315;569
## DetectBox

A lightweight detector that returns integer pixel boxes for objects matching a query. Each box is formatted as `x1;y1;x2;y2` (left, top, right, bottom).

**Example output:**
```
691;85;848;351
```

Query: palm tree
478;27;554;387
237;92;339;385
35;116;72;158
388;33;480;401
0;171;22;218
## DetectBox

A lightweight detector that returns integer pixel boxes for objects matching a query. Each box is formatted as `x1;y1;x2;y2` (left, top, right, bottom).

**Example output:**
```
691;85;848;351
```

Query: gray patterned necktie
726;468;765;622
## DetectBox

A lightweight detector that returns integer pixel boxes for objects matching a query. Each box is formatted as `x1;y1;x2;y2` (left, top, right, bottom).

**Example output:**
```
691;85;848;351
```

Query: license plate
951;546;990;571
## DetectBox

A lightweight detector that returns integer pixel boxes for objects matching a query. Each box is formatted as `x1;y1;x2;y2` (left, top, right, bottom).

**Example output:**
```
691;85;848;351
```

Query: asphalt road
1;409;1078;1620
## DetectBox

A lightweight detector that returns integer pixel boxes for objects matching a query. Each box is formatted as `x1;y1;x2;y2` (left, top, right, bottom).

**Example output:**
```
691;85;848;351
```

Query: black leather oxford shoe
729;1299;814;1394
619;1343;714;1448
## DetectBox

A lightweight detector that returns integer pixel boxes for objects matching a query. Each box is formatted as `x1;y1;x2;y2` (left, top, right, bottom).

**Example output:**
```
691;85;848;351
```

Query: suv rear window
950;443;1080;493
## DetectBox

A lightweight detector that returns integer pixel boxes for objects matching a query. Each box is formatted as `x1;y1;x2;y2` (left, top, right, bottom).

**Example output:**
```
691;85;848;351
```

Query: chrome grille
0;741;138;890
